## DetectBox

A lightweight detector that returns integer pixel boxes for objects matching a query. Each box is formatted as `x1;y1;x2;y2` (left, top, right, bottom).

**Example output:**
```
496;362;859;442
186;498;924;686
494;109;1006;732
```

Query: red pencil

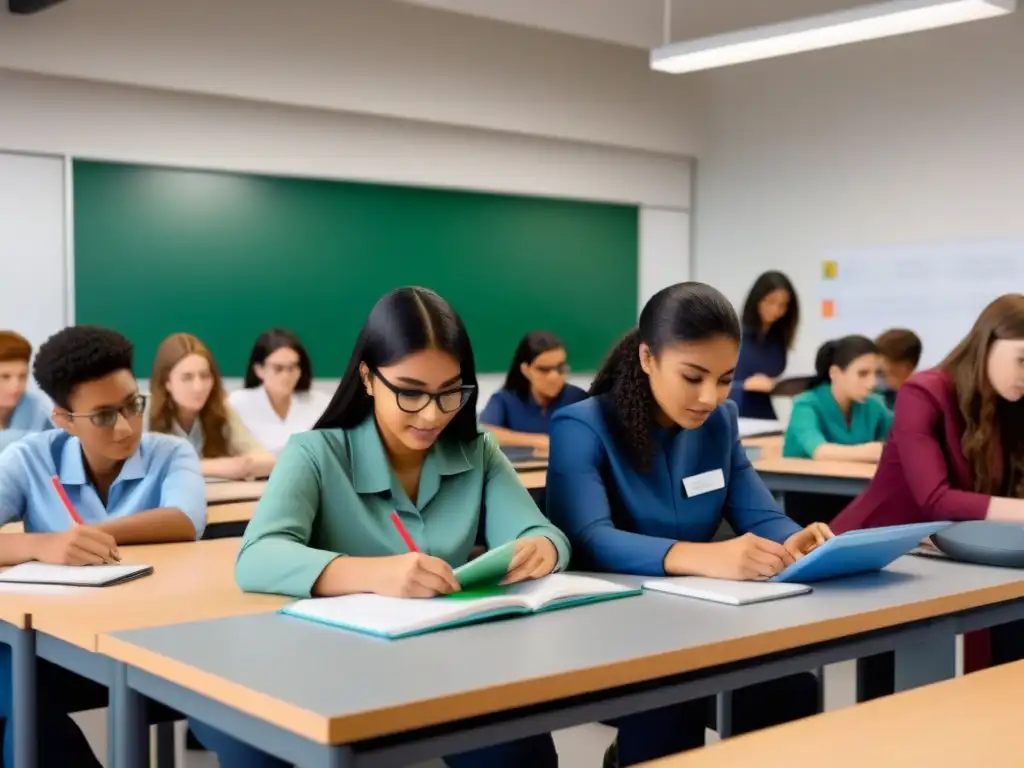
390;511;420;553
51;475;84;525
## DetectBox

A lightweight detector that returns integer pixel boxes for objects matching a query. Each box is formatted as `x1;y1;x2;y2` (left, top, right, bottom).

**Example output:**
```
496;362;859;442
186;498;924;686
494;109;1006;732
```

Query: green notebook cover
452;542;516;590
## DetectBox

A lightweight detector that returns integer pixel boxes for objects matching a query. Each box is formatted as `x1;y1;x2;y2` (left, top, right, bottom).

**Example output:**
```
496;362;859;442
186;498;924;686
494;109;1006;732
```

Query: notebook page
510;574;633;611
0;562;151;586
286;591;523;636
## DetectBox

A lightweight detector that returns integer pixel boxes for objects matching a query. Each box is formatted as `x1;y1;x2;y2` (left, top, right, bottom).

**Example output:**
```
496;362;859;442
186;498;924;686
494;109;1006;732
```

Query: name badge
682;469;725;498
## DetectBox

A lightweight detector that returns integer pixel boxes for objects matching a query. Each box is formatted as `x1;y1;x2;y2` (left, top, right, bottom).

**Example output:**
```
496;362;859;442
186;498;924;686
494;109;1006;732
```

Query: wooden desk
643;657;1024;767
205;480;268;505
518;469;547;490
741;435;782;460
753;456;875;497
1;503;257;539
100;557;1024;765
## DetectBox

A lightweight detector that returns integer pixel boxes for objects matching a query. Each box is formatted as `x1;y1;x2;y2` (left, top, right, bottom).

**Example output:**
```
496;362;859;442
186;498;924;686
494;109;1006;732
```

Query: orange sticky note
822;299;836;318
822;260;838;279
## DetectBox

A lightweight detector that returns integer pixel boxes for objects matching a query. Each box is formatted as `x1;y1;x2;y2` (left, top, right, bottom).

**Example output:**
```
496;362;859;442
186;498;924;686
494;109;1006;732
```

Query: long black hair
741;270;799;349
590;282;742;472
503;330;565;400
811;335;879;388
314;287;480;441
243;328;313;391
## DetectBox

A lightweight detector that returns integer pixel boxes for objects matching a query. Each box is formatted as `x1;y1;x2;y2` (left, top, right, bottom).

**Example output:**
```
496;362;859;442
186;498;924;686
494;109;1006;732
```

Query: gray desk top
106;556;1024;741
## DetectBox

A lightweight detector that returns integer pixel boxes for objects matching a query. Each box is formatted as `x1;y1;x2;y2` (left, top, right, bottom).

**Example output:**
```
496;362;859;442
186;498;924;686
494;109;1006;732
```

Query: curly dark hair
590;282;741;472
33;326;134;409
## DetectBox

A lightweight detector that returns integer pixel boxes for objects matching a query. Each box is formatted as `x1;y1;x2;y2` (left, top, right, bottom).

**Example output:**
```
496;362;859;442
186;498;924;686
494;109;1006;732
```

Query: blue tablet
771;522;953;584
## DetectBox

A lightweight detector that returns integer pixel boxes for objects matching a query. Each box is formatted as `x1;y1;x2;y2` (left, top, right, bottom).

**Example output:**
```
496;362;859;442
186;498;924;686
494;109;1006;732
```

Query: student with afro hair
0;325;207;768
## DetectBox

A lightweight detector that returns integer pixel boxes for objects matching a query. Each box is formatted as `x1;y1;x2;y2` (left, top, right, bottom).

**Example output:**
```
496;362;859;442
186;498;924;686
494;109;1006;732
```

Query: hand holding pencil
33;475;121;566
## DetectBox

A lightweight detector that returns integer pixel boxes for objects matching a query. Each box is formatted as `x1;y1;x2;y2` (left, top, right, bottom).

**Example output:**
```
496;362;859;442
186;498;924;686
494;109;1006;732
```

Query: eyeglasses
533;363;571;376
65;394;147;429
371;369;474;414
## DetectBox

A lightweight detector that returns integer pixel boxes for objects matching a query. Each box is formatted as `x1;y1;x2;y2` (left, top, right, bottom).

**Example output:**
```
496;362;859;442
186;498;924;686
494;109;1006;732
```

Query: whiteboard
820;240;1024;368
0;152;67;383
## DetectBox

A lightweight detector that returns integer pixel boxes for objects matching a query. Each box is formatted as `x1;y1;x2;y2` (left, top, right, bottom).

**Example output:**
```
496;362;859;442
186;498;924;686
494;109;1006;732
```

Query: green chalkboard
73;160;638;377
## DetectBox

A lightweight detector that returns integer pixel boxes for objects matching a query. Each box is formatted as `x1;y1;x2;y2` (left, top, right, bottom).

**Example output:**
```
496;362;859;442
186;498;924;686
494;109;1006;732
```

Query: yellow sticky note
822;260;838;279
822;299;836;319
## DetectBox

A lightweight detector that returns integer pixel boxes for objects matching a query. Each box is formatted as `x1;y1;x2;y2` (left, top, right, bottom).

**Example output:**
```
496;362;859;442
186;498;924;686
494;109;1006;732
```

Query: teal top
236;416;571;597
783;384;894;459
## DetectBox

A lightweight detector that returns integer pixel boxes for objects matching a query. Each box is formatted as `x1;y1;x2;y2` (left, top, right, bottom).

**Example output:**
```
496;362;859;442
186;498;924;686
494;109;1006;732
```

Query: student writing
0;331;52;454
547;282;828;767
0;326;206;768
148;333;276;479
229;328;330;455
479;330;586;457
729;270;799;420
832;294;1024;700
874;328;923;410
783;335;893;463
192;287;569;768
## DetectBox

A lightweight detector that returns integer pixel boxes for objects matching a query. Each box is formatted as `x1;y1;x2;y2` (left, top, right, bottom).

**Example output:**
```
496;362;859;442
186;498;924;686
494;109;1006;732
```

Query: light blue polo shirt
0;391;54;454
0;430;207;536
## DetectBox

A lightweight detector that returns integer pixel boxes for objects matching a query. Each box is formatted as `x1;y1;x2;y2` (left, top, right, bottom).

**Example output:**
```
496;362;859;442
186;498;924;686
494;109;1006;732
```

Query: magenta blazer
831;369;989;533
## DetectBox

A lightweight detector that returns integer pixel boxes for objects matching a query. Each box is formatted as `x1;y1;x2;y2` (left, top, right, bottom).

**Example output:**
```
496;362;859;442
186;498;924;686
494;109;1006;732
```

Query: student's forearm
247;452;276;478
811;442;882;463
482;426;547;449
743;375;775;393
97;508;198;545
985;497;1024;523
663;541;722;577
312;556;387;597
0;533;42;566
200;457;238;478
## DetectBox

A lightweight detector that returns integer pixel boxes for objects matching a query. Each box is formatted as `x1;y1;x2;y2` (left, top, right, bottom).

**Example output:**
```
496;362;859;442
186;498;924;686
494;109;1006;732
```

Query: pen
390;511;420;553
51;475;84;525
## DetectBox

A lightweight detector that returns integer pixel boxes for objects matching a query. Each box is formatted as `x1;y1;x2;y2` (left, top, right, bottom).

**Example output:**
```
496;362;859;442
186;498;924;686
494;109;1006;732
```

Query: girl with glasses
229;329;330;455
480;330;586;458
191;287;570;768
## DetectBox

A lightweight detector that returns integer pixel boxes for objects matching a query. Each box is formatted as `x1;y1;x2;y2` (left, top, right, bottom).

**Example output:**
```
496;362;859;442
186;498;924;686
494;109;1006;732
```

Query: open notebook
0;562;154;587
282;574;640;639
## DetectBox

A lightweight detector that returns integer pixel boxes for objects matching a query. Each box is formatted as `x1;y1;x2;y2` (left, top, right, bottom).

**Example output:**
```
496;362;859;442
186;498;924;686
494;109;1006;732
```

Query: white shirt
228;386;331;455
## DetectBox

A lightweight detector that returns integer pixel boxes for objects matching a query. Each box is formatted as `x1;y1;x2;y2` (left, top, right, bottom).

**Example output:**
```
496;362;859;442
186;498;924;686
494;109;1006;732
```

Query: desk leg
714;691;733;739
110;662;150;768
893;633;956;692
154;722;176;768
11;629;36;768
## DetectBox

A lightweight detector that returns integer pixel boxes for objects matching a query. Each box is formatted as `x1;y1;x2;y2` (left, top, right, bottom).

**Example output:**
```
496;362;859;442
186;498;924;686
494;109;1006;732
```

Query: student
480;330;586;457
783;335;893;463
729;271;800;420
547;282;829;767
149;333;275;479
229;328;330;455
0;331;52;453
832;294;1024;699
874;328;923;410
191;287;570;768
0;326;206;768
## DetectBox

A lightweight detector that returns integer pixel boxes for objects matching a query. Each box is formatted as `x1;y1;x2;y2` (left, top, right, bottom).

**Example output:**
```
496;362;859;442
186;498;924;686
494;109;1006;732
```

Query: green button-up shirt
783;384;894;459
236;417;571;597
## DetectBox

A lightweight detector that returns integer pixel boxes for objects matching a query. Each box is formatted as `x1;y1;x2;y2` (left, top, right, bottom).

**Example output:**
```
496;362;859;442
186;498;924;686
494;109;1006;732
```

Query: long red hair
148;333;230;458
939;294;1024;497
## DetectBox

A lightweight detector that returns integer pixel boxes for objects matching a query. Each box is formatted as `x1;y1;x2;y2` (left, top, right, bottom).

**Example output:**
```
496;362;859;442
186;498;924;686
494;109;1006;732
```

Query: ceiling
397;0;871;49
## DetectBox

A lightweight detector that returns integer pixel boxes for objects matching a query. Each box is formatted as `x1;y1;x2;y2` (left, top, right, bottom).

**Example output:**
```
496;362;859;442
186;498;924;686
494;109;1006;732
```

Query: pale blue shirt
0;431;207;536
0;391;53;454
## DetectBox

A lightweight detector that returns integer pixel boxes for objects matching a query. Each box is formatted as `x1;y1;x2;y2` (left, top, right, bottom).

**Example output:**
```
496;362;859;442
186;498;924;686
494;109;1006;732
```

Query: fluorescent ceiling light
651;0;1015;74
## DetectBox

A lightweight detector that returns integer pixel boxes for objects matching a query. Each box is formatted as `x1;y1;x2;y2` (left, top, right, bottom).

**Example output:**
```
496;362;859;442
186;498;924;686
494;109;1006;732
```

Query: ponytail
811;335;879;388
589;328;658;472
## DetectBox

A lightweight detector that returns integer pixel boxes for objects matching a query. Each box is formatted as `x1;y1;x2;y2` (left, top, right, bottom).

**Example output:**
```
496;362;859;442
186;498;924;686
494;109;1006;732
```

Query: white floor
71;661;868;767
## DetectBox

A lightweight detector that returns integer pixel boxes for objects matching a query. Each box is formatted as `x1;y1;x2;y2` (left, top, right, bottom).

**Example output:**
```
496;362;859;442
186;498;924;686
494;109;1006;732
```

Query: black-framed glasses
65;394;147;429
533;362;571;376
371;369;474;414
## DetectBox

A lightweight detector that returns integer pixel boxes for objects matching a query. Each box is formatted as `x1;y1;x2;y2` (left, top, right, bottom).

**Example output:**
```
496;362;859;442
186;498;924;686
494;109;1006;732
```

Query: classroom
1;0;1024;766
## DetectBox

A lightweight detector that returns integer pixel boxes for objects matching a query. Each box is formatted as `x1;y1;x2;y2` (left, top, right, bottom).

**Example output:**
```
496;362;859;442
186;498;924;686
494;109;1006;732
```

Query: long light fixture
651;0;1015;74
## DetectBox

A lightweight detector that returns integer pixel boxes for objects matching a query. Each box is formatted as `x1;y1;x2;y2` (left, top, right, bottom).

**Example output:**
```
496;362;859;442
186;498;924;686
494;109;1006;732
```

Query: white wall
693;11;1024;375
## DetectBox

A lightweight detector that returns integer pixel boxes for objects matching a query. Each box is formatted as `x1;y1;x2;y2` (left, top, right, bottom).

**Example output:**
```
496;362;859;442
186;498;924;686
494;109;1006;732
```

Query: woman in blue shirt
192;287;568;768
548;282;829;767
729;271;800;420
0;331;52;453
480;330;586;457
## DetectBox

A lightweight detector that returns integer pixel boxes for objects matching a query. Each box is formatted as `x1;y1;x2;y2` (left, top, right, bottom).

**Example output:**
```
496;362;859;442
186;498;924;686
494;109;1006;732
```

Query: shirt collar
58;435;147;487
349;417;474;494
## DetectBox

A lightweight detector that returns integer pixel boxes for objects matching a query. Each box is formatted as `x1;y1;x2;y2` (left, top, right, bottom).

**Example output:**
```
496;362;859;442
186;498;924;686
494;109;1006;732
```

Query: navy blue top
729;328;788;420
547;396;800;576
480;384;588;435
